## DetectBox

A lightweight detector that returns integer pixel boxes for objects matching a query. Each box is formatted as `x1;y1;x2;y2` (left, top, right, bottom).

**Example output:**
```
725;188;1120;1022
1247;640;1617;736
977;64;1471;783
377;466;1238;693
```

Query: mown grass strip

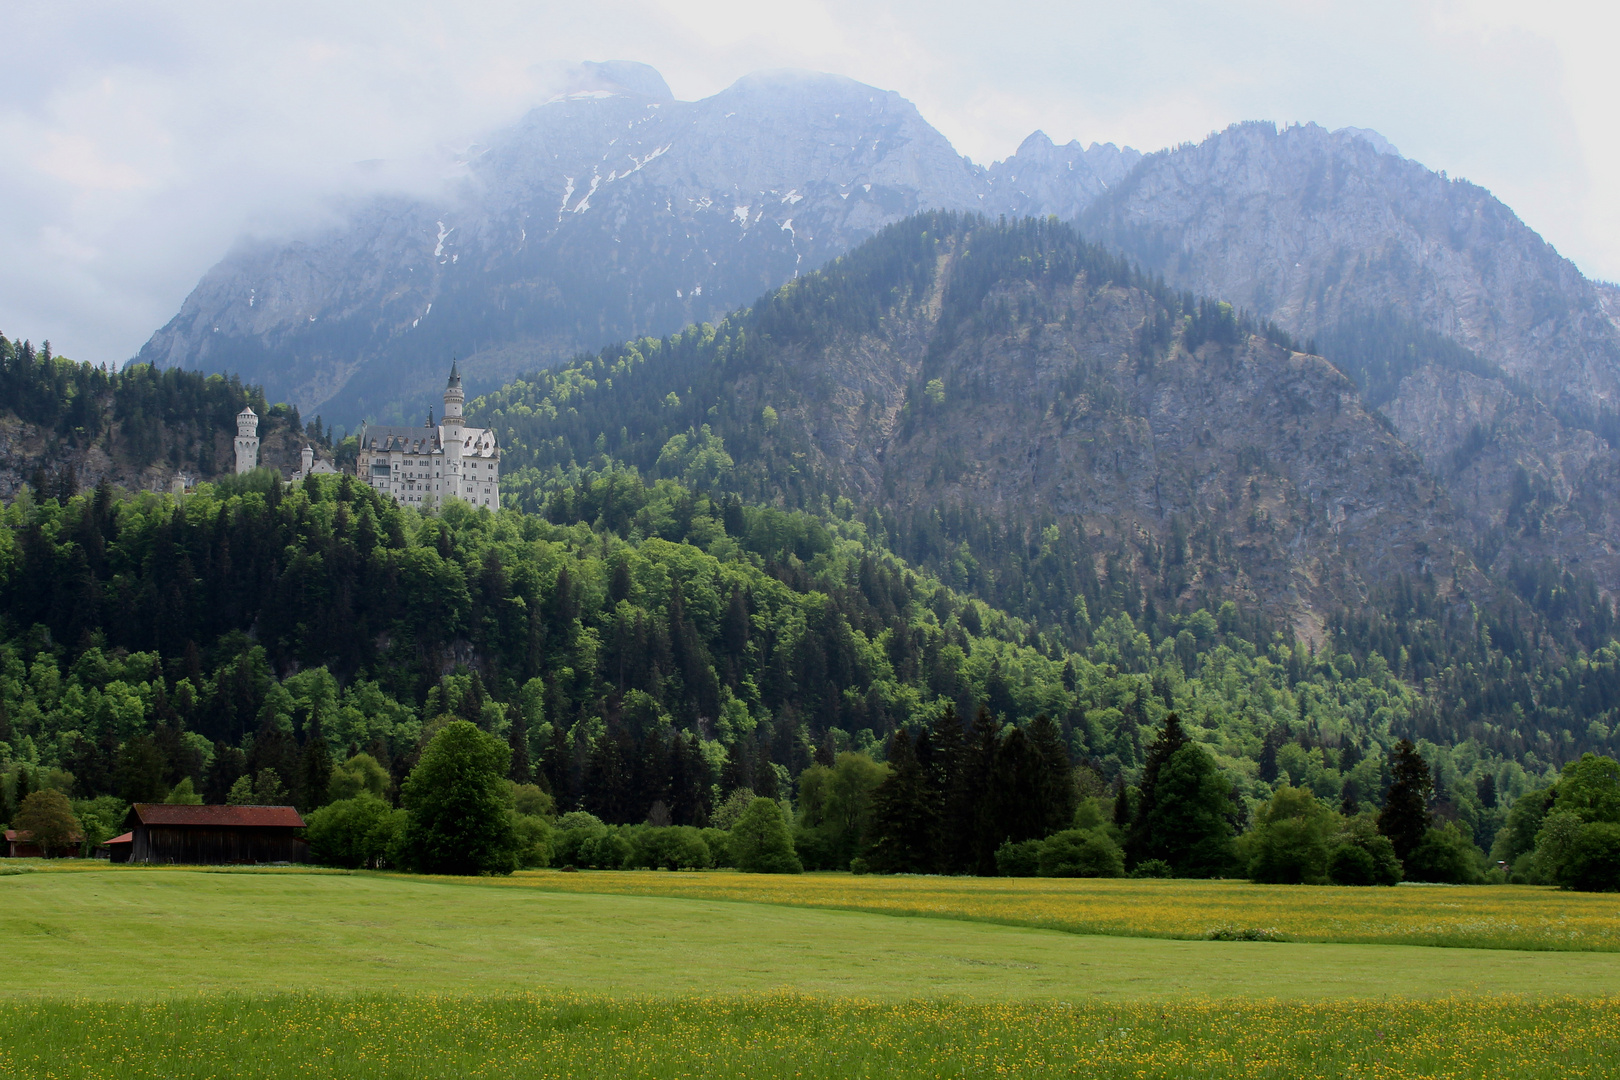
2;992;1615;1079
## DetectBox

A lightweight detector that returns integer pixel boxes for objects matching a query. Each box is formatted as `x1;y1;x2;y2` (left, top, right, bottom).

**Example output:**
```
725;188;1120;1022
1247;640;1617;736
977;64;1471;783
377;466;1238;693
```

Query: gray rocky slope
133;62;1136;422
139;64;1620;599
1077;122;1620;593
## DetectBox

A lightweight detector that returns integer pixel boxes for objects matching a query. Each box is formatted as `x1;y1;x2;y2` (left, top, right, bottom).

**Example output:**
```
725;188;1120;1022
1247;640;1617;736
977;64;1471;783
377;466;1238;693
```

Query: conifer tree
508;713;533;785
1379;739;1434;865
300;711;332;811
1126;712;1190;865
865;729;940;873
1027;713;1077;835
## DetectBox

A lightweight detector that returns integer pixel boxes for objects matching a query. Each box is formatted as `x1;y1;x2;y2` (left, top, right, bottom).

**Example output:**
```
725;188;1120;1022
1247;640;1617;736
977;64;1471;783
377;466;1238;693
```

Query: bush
511;812;553;869
1327;844;1377;886
551;811;608;867
1558;822;1620;892
792;826;842;870
731;797;802;874
1129;859;1172;879
305;795;405;869
994;838;1043;877
1328;816;1402;886
1242;786;1334;885
1405;822;1485;884
703;827;734;868
580;829;632;870
1038;829;1125;878
629;826;712;870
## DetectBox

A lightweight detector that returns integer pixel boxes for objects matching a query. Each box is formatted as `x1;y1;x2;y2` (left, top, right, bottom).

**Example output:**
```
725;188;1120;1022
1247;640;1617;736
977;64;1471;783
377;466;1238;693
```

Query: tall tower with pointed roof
234;406;260;474
443;360;465;484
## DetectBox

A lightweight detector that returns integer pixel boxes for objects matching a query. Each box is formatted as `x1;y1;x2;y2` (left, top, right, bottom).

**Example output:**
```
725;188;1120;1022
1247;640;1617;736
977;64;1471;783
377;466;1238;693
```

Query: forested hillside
0;332;330;497
473;213;1619;762
4;460;1591;863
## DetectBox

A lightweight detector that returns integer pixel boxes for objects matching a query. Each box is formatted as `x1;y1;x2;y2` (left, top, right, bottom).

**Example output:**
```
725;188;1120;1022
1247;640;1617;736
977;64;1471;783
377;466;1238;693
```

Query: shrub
511;813;553;869
1242;786;1334;885
994;839;1043;877
703;827;734;868
1326;844;1377;886
1405;822;1485;884
1038;829;1125;878
1129;859;1172;879
1328;816;1402;886
1558;822;1620;892
629;826;712;870
792;826;842;871
305;795;405;869
551;811;608;867
580;829;632;870
731;797;802;874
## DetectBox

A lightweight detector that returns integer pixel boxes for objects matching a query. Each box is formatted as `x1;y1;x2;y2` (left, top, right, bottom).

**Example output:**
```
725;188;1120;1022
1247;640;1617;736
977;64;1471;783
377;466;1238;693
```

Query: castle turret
443;361;465;493
234;406;260;474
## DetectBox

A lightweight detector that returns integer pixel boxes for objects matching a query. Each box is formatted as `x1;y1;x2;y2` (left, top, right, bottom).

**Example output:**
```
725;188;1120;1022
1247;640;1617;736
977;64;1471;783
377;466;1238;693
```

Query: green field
5;864;1617;999
5;864;1619;1078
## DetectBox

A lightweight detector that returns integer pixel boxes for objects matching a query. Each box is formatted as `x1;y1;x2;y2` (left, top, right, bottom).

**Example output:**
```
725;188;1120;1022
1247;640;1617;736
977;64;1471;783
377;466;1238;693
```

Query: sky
2;0;1615;367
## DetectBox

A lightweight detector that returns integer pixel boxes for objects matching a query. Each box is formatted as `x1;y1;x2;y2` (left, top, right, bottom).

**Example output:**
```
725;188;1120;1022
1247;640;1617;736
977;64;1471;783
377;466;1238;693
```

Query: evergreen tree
1126;712;1191;866
1027;713;1078;835
1137;741;1237;877
299;711;332;811
865;729;940;873
960;707;1004;875
1379;739;1433;866
508;713;533;785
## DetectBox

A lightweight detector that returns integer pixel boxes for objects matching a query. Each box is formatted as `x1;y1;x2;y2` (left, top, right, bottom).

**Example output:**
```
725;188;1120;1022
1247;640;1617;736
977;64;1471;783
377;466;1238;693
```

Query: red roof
130;804;305;828
6;827;84;843
103;832;133;845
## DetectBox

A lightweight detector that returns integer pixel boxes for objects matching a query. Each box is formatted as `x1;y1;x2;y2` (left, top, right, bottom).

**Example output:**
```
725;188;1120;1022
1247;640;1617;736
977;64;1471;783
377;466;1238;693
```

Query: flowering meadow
507;870;1620;951
1;992;1614;1080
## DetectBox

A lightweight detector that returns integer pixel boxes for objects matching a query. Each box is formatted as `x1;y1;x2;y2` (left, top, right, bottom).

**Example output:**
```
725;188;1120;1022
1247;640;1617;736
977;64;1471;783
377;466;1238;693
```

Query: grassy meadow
5;863;1620;1078
503;869;1620;951
4;993;1619;1080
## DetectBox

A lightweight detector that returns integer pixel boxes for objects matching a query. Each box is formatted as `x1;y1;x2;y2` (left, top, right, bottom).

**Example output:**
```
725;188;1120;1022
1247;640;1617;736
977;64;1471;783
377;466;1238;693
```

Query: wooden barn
123;804;308;865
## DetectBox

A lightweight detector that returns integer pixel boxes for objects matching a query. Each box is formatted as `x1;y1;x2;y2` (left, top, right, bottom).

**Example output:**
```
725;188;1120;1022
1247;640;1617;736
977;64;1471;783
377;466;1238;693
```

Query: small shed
124;804;307;865
102;831;134;863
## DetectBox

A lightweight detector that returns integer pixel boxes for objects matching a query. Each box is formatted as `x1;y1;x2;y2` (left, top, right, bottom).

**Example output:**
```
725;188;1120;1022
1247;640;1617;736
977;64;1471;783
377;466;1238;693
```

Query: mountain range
133;61;1620;618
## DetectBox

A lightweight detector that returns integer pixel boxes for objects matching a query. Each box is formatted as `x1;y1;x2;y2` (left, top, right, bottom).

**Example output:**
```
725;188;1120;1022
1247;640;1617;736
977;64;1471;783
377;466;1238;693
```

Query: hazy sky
3;0;1615;366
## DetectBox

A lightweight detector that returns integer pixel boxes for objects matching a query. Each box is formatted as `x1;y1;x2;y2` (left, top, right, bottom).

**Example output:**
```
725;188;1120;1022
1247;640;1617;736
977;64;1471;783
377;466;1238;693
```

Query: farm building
5;827;82;858
102;832;134;862
123;804;308;864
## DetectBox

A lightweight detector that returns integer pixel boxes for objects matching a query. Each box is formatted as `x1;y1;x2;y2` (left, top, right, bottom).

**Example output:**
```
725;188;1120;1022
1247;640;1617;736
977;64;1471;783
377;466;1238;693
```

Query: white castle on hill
356;362;501;509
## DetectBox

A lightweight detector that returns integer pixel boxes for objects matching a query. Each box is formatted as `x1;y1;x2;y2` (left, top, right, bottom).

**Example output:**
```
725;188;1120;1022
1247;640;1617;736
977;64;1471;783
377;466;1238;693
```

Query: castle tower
443;361;465;494
234;406;260;474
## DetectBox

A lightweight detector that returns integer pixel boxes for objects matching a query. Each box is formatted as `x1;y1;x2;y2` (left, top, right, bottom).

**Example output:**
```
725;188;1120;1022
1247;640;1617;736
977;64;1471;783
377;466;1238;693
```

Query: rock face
137;65;985;422
1079;121;1620;416
1077;121;1620;595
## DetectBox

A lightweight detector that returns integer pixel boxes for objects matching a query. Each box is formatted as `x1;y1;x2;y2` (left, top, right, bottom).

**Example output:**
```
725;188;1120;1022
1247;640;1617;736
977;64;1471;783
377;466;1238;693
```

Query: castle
226;363;496;509
355;363;501;509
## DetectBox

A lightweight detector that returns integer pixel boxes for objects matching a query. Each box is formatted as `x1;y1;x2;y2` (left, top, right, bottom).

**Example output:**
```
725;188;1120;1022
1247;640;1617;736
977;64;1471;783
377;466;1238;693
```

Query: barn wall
130;826;308;864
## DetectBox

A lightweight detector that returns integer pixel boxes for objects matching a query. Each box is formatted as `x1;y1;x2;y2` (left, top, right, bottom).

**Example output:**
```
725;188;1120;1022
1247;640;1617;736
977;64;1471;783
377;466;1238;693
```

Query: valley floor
3;864;1616;1077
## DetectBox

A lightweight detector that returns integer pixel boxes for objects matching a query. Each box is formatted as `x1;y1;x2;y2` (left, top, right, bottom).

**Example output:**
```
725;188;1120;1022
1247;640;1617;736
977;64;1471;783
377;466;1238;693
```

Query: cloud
0;0;1613;368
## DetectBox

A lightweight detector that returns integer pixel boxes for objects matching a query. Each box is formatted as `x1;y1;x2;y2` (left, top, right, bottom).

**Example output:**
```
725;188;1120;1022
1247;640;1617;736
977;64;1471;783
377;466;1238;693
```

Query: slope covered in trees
0;332;332;495
471;213;1618;767
2;461;1580;867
